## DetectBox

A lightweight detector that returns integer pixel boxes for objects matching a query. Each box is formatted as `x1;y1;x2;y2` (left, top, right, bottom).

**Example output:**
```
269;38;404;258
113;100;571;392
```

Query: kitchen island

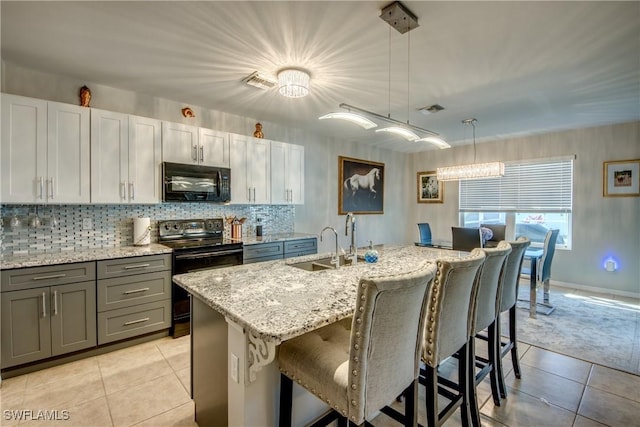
173;244;462;427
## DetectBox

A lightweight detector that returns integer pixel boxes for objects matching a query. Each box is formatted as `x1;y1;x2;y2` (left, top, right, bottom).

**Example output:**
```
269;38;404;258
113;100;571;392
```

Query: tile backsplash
1;204;294;257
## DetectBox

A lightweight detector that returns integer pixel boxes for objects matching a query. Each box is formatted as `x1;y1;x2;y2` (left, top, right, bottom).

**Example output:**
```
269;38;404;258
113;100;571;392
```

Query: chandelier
277;68;310;98
436;118;504;181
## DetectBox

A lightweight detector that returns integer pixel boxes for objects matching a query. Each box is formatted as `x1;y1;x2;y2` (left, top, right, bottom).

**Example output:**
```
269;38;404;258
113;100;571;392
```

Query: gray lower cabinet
1;263;97;369
284;238;317;258
96;254;171;345
243;241;284;264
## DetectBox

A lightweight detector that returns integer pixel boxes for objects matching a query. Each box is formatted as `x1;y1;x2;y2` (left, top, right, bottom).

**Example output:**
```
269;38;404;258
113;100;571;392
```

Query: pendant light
436;118;504;181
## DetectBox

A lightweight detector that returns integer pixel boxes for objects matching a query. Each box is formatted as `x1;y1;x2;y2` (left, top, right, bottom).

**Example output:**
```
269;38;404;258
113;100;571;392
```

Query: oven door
163;162;230;202
171;245;242;337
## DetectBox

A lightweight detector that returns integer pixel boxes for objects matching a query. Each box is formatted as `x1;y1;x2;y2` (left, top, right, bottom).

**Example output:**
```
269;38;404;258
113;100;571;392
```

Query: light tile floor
2;317;639;426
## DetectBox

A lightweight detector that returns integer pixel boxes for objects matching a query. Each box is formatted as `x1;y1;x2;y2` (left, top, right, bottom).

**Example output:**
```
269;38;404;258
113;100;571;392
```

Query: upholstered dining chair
467;242;512;420
451;227;483;252
419;249;486;427
521;229;559;314
494;237;530;399
480;224;506;248
278;262;437;427
416;223;432;245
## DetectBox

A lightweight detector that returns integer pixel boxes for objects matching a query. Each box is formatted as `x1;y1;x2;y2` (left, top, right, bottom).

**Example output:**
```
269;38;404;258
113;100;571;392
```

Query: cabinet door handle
121;182;127;200
49;177;55;199
123;263;151;270
39;176;44;200
124;317;150;326
41;291;47;318
129;182;135;200
192;145;198;162
253;187;256;202
52;290;58;316
33;273;66;281
247;188;251;202
123;287;150;295
199;146;204;163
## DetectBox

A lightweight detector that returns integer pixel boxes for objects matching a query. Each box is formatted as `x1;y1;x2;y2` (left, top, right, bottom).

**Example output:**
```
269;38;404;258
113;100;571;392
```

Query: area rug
508;285;640;375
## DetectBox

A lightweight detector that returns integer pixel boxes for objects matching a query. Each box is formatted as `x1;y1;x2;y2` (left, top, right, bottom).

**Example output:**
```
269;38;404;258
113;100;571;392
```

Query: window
459;157;573;249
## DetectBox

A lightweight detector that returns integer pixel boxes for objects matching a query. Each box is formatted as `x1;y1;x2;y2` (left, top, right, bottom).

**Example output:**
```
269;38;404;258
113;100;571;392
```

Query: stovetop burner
158;218;240;250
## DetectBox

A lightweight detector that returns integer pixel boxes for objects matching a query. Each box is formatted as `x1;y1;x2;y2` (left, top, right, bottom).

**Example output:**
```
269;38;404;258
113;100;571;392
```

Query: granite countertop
240;232;317;245
0;244;172;270
173;244;465;345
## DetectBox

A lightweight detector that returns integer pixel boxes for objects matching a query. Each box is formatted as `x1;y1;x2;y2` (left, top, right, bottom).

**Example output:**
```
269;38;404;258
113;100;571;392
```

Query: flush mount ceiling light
436;118;505;181
277;68;310;98
318;112;377;129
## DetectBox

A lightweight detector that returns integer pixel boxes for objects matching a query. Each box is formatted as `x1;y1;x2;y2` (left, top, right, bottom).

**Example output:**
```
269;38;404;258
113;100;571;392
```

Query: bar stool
467;242;512;425
278;262;437;427
494;237;530;398
419;249;486;427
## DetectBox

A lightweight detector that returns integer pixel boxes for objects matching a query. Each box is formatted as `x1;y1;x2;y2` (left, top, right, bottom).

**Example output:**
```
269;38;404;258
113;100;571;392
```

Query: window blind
459;158;573;212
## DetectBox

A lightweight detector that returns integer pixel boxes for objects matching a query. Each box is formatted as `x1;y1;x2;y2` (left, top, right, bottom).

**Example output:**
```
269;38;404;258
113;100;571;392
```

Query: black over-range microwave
163;162;231;202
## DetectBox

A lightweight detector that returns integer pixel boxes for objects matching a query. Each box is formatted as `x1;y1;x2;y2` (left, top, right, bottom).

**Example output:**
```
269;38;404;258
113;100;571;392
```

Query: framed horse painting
417;171;444;203
339;156;385;214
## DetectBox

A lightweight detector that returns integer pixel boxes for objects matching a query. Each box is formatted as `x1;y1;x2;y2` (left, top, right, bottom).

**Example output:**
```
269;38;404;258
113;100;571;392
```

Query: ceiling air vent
418;104;445;115
242;71;277;90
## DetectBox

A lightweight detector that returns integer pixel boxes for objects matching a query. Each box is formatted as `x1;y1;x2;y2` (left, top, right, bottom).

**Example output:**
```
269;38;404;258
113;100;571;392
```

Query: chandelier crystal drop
277;68;310;98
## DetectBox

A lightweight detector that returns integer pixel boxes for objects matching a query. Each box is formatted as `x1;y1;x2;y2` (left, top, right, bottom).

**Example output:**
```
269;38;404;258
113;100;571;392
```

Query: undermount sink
289;255;359;272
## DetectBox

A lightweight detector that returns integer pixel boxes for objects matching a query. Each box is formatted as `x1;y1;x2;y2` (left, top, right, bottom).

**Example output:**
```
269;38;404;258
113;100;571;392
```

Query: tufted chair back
422;249;486;368
471;242;512;334
500;237;531;313
347;262;437;423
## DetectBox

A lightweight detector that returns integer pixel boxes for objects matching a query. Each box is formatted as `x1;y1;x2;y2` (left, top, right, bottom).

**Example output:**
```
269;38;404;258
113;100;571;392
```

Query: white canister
133;217;151;246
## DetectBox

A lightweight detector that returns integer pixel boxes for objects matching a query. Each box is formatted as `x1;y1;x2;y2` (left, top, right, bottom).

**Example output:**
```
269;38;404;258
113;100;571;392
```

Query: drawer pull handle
124;317;150;326
33;273;67;281
123;287;150;295
123;264;151;270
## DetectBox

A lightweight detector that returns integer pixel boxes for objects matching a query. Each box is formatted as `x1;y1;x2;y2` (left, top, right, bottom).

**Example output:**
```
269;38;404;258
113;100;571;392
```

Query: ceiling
2;1;639;153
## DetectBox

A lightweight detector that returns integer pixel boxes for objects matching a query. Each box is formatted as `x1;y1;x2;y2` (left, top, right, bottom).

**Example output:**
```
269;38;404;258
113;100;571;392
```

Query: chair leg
404;379;418;427
509;306;522;380
488;321;501;406
495;313;508;399
543;279;551;304
279;374;293;427
424;365;438;427
465;339;481;427
338;417;347;427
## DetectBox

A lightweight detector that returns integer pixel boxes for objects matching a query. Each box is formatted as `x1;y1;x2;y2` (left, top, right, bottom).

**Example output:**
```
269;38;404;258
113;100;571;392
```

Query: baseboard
532;278;640;300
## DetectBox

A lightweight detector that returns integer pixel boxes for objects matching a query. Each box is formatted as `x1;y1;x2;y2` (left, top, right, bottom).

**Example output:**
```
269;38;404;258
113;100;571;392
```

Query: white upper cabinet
229;133;270;204
91;109;161;203
1;94;90;204
162;122;229;167
270;141;304;205
128;115;162;203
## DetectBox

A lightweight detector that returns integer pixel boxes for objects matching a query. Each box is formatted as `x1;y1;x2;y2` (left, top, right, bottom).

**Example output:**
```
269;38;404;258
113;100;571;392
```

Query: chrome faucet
320;226;340;269
345;212;357;264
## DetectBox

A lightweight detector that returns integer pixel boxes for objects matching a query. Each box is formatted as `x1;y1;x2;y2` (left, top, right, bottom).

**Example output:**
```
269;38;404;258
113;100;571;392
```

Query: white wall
4;62;638;295
410;122;640;295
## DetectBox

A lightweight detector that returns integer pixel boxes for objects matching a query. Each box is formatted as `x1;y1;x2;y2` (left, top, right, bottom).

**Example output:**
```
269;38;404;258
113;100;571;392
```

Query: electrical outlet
231;353;239;383
82;218;93;230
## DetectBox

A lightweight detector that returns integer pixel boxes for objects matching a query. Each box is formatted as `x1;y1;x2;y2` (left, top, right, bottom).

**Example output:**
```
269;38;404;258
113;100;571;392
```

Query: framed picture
417;171;443;203
603;159;640;197
339;156;384;214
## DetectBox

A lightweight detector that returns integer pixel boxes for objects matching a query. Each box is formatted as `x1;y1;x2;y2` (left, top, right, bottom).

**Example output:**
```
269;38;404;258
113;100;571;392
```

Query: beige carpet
509;284;640;375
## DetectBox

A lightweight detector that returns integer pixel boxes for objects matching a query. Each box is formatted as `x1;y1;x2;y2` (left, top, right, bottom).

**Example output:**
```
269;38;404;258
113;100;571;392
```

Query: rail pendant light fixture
317;1;449;149
436;119;504;181
277;68;310;98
